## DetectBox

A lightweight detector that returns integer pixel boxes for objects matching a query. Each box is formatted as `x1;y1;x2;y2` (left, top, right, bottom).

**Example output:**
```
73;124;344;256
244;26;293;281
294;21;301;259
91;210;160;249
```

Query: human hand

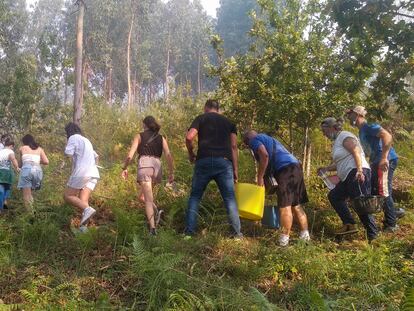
355;170;365;183
257;176;264;187
188;153;196;164
121;169;128;180
168;173;174;184
379;158;389;172
233;169;238;183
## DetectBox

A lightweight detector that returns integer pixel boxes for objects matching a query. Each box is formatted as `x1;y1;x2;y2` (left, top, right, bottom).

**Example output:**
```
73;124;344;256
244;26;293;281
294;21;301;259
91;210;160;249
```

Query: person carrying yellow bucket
243;130;310;246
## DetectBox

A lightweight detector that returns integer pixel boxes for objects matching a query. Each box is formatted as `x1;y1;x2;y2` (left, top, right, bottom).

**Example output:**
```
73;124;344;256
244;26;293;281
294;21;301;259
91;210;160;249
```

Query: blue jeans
328;168;378;239
0;183;11;210
371;159;397;227
185;157;241;236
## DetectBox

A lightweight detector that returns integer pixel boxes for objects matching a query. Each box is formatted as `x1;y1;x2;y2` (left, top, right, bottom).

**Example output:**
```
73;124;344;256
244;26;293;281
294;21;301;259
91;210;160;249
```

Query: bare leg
140;181;155;229
64;187;88;210
79;187;93;207
279;206;293;236
22;188;34;208
136;183;145;203
292;205;308;231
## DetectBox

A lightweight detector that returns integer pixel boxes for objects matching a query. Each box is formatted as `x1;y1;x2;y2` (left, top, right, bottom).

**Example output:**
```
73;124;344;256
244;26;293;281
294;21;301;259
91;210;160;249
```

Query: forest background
0;0;414;310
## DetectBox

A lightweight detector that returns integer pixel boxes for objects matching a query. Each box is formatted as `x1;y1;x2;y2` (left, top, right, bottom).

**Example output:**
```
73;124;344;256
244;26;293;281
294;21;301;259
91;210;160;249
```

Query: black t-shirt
189;112;237;161
138;130;163;158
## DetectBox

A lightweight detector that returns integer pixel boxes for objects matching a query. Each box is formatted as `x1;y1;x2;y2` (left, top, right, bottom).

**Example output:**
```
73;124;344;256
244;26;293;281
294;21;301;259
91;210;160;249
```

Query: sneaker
395;208;405;219
80;206;96;226
183;235;192;240
383;224;399;233
155;209;164;226
299;230;310;241
278;234;289;247
232;233;244;241
149;228;157;236
335;224;358;235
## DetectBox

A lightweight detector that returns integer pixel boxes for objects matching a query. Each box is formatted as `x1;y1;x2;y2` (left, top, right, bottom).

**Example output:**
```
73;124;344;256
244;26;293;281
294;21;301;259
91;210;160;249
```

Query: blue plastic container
261;205;280;229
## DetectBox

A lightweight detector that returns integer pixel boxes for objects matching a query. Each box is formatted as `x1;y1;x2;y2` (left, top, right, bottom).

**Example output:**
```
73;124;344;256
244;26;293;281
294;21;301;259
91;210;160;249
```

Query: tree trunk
73;0;84;125
108;66;112;105
127;14;134;110
306;141;312;178
302;126;309;175
197;49;202;95
165;26;171;101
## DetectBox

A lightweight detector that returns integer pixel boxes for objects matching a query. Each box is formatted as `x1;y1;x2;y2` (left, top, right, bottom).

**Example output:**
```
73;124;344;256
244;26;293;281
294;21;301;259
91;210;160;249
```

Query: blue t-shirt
249;134;298;172
359;123;398;165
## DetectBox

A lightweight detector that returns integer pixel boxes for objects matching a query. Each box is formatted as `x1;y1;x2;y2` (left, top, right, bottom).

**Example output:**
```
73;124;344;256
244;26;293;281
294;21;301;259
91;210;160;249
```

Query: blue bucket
261;205;280;229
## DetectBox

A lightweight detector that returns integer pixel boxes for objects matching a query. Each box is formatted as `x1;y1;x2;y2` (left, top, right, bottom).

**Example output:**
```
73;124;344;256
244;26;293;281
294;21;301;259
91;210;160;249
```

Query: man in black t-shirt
185;99;242;237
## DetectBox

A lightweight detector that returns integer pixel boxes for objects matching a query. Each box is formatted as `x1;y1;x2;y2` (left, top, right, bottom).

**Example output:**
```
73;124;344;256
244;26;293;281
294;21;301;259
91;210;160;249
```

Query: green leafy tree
329;0;414;117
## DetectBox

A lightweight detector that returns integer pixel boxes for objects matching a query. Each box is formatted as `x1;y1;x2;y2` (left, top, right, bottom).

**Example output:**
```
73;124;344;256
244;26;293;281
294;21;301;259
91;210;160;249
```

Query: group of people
0;100;404;245
0;133;49;211
319;106;403;241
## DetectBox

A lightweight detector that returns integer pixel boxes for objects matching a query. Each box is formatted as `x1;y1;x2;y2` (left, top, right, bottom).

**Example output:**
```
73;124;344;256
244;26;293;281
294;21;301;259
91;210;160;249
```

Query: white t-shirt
0;148;14;170
332;131;370;181
65;134;99;179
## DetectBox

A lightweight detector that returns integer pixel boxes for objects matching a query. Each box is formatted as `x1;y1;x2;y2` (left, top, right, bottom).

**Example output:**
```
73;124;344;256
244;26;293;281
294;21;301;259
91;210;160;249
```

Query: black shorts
275;163;308;208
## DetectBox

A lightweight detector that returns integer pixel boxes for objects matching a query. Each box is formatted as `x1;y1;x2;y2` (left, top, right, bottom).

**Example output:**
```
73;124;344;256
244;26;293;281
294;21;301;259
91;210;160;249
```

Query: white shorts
67;176;98;191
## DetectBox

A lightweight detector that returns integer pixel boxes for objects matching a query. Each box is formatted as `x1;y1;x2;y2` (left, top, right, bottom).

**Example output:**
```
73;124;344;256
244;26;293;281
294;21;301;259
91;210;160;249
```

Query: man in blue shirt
243;130;310;246
346;106;404;232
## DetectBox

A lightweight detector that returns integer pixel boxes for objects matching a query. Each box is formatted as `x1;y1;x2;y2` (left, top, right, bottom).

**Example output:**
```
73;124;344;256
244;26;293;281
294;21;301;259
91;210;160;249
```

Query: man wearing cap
346;106;404;232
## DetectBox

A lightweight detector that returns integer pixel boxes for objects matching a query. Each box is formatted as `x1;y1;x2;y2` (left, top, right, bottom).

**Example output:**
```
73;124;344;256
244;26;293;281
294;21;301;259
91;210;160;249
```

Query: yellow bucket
235;183;265;220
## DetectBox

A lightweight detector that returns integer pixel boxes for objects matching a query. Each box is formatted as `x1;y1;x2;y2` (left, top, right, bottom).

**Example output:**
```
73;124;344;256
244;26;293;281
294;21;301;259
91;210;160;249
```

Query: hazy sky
26;0;221;17
199;0;220;17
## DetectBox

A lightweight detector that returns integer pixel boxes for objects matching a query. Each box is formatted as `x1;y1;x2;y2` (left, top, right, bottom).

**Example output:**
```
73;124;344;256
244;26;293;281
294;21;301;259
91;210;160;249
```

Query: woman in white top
18;134;49;208
63;123;100;228
0;137;20;211
318;117;378;241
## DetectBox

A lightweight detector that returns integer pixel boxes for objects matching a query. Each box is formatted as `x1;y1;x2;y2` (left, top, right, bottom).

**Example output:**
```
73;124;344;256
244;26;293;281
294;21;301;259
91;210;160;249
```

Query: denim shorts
18;165;43;190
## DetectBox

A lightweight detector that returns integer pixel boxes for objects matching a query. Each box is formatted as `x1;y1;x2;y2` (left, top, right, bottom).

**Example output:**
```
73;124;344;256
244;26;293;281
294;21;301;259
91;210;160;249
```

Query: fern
400;286;414;311
248;287;281;311
356;283;386;303
166;289;212;311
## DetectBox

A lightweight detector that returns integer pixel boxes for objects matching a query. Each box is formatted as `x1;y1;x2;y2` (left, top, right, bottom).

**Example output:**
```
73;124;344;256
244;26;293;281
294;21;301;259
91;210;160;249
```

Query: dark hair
1;133;11;144
143;116;161;133
22;134;39;150
65;122;82;139
205;99;219;111
3;136;14;147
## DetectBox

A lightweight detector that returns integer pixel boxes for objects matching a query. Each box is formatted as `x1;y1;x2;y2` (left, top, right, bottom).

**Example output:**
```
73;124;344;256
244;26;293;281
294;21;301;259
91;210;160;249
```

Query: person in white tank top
18;134;49;209
318;117;378;241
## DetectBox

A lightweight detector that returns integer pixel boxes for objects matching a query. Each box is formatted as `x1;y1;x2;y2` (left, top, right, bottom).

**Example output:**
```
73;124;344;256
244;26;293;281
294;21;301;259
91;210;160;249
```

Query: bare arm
8;153;20;173
256;145;269;187
343;137;364;182
186;128;198;163
230;133;238;183
162;137;174;183
18;147;23;168
121;134;140;179
40;148;49;165
378;128;392;171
